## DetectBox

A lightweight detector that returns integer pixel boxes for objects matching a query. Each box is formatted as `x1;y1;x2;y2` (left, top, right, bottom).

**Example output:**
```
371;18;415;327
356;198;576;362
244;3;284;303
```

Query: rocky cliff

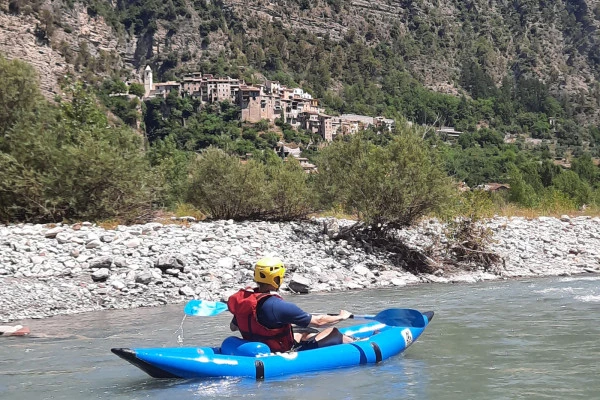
1;0;599;121
0;2;130;96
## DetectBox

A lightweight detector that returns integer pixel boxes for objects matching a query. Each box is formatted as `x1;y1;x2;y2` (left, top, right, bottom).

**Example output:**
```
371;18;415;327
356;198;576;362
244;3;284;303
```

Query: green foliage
264;157;316;220
571;153;599;186
0;81;154;223
552;170;592;207
536;187;577;214
441;189;495;222
507;164;538;207
314;128;454;230
147;134;191;207
460;60;497;100
0;55;41;135
186;147;314;220
128;82;145;97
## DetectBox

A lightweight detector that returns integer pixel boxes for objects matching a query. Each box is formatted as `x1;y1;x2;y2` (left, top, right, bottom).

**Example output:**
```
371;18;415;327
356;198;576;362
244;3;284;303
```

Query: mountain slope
1;0;599;122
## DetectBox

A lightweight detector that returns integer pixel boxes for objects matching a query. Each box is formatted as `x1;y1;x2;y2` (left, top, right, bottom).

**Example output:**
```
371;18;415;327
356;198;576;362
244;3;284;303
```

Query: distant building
436;126;462;141
476;183;511;192
142;66;395;142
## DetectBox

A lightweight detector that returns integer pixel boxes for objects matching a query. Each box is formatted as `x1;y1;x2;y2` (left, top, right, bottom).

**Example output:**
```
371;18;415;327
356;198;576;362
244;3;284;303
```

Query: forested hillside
2;0;600;122
2;0;600;224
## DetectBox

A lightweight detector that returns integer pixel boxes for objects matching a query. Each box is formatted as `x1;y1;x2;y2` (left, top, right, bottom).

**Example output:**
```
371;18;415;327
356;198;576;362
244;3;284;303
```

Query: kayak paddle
184;299;228;317
183;299;428;328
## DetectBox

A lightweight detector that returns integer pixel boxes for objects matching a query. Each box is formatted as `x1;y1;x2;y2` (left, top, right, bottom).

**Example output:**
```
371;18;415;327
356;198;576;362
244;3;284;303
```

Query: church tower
144;65;153;97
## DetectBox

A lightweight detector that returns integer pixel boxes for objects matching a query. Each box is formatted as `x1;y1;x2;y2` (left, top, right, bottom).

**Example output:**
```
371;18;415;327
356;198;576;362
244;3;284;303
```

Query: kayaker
227;256;355;353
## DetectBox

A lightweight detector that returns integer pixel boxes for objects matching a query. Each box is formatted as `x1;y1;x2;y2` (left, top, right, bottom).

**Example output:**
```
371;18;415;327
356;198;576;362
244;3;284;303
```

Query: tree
314;128;454;231
265;157;315;220
0;55;41;136
552;170;592;207
128;82;145;97
186;147;268;219
507;164;538;207
0;81;154;223
571;154;599;186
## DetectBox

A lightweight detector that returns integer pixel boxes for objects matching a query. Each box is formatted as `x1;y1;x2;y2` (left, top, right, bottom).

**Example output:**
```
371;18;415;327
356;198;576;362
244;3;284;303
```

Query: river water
1;275;599;399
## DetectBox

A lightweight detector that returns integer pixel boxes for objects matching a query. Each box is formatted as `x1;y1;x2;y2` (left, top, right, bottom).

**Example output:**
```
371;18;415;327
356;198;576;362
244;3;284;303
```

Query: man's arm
308;310;352;327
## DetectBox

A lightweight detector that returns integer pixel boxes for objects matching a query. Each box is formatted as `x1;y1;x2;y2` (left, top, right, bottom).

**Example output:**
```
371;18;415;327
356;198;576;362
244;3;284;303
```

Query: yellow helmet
254;257;286;289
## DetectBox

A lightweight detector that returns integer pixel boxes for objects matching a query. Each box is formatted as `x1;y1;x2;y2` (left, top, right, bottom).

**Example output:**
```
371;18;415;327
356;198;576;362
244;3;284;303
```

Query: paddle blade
184;300;228;316
354;308;427;328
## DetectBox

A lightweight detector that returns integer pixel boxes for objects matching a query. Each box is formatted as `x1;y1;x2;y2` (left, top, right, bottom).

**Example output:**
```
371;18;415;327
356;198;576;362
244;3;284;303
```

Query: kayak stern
111;348;180;379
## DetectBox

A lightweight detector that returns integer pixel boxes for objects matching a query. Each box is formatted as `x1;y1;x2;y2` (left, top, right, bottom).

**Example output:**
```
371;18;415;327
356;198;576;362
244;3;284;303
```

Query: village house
476;183;511;192
142;66;395;143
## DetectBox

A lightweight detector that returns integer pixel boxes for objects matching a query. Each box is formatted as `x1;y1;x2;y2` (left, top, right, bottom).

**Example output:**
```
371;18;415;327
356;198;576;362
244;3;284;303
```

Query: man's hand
309;310;353;327
338;310;352;320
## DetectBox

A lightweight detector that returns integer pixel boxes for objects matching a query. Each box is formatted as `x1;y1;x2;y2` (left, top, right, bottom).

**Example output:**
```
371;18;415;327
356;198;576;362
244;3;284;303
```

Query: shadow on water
107;358;428;400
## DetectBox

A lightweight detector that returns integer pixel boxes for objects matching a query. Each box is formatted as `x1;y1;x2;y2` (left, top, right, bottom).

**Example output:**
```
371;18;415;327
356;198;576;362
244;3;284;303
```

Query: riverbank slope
1;216;599;322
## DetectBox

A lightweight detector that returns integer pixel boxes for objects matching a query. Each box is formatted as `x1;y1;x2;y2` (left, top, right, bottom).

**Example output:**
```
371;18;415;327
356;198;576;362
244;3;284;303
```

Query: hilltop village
142;66;395;142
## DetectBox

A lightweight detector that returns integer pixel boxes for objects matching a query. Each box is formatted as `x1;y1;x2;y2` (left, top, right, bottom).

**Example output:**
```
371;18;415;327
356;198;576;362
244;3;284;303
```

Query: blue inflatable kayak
111;309;433;380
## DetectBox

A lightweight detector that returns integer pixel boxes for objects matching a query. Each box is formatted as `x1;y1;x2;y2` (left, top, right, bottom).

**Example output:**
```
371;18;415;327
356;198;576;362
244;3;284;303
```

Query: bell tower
144;65;153;97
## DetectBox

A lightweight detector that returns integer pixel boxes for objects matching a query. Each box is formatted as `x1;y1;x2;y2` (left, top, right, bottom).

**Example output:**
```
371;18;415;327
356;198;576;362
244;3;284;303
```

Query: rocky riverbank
1;216;599;323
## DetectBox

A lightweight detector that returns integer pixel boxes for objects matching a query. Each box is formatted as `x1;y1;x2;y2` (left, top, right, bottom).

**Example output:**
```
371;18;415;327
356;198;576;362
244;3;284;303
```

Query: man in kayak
227;256;355;353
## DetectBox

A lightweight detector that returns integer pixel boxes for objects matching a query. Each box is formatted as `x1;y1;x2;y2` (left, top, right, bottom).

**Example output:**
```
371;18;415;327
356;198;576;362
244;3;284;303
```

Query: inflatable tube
112;310;434;380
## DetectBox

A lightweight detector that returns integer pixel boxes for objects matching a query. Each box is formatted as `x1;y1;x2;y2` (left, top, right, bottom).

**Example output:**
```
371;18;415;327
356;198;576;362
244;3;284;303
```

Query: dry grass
173;203;206;221
495;204;600;219
97;219;121;230
312;205;358;221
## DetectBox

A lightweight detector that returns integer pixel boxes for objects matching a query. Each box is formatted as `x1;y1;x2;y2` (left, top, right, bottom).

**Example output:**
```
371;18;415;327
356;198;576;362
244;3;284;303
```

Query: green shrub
0;82;154;223
314;128;454;230
265;157;315;220
186;148;314;220
128;82;145;97
0;55;41;135
552;170;592;207
186;147;268;219
507;164;538;207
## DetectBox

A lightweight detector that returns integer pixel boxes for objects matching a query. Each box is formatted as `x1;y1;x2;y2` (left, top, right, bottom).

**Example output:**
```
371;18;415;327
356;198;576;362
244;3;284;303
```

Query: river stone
135;271;153;285
111;280;125;290
352;265;370;276
90;256;113;269
216;257;235;269
91;268;110;282
288;273;311;293
44;227;64;238
179;286;194;296
124;238;141;248
155;255;185;271
86;239;102;249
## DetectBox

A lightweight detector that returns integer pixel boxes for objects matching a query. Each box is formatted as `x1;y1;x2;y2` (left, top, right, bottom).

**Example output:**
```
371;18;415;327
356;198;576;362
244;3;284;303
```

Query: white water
1;275;600;399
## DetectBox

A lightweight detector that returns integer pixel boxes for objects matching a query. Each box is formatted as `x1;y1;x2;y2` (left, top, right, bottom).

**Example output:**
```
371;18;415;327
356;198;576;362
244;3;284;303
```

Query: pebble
0;216;599;322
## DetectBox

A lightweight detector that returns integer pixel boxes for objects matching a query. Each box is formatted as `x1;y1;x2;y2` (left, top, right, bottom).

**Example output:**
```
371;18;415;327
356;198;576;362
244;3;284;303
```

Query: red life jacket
227;288;295;353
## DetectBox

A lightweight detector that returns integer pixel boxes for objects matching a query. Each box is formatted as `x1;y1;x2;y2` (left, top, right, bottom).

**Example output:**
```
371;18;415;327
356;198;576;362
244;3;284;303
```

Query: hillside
1;0;600;134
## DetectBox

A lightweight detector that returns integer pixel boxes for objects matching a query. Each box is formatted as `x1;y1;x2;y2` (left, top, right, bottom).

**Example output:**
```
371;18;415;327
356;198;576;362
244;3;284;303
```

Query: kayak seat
220;336;271;357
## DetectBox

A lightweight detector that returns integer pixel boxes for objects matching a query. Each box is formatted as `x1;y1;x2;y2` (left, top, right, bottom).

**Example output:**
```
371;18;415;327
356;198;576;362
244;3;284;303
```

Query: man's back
256;296;311;329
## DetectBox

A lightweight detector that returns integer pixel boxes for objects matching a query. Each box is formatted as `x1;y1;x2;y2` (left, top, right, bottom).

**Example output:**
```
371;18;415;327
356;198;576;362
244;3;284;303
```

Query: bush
186;148;314;220
552;170;592;207
0;82;154;223
507;164;538;207
128;82;145;97
314;128;454;230
0;55;41;135
186;147;269;219
264;157;315;220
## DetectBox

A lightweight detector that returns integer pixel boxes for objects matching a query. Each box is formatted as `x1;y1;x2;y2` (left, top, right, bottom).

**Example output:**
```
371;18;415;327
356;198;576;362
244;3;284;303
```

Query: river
1;275;599;399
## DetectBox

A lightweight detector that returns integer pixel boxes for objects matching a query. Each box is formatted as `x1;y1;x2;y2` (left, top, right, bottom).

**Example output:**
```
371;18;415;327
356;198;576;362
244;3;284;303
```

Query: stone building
142;66;395;142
